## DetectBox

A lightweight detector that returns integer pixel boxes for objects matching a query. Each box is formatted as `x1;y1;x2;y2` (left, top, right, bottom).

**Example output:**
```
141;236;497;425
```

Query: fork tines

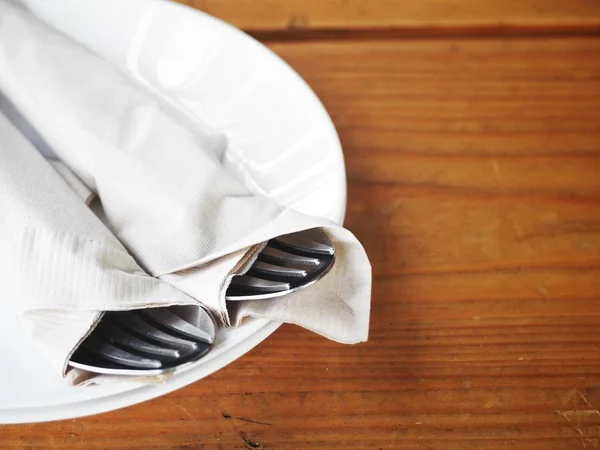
226;229;336;301
69;306;216;375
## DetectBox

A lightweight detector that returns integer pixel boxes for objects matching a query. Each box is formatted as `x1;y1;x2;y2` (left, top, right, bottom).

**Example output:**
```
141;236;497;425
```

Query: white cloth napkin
0;110;200;380
0;1;371;345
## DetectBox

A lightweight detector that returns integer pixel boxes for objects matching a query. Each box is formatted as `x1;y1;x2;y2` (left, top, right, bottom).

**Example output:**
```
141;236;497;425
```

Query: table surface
5;1;600;449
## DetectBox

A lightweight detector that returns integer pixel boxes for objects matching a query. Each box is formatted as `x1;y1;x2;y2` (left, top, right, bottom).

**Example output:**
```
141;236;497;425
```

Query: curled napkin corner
160;223;372;345
227;226;372;344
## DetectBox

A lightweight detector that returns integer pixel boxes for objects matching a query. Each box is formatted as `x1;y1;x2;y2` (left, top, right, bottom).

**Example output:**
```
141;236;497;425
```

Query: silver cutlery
69;229;335;376
68;305;217;376
226;228;336;301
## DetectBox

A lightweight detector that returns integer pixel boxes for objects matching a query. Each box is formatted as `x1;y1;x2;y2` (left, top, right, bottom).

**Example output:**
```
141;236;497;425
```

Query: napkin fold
0;110;199;378
47;160;95;206
0;1;371;345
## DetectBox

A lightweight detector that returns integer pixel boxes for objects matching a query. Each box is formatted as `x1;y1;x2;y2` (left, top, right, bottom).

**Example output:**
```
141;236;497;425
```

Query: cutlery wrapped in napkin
0;110;209;384
0;1;371;345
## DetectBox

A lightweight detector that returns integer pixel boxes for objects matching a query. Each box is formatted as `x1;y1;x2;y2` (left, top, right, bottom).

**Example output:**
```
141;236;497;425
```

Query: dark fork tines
226;228;336;301
69;305;216;376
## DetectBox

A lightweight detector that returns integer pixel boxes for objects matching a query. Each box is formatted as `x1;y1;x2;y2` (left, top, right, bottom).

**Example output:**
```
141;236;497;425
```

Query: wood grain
4;10;600;450
174;0;600;36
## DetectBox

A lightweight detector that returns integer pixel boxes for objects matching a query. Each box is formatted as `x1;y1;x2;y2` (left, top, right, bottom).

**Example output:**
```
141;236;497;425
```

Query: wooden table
5;1;600;448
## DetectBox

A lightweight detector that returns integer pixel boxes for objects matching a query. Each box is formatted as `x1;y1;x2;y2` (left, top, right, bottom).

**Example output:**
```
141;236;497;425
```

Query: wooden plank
175;0;600;34
4;38;600;449
267;37;600;278
5;322;600;449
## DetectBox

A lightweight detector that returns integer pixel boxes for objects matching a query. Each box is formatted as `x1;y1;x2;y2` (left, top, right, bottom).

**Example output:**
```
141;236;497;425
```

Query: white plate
0;0;346;424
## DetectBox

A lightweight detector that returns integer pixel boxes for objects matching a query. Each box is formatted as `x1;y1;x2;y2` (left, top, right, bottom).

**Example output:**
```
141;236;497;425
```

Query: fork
68;304;217;376
226;228;335;301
